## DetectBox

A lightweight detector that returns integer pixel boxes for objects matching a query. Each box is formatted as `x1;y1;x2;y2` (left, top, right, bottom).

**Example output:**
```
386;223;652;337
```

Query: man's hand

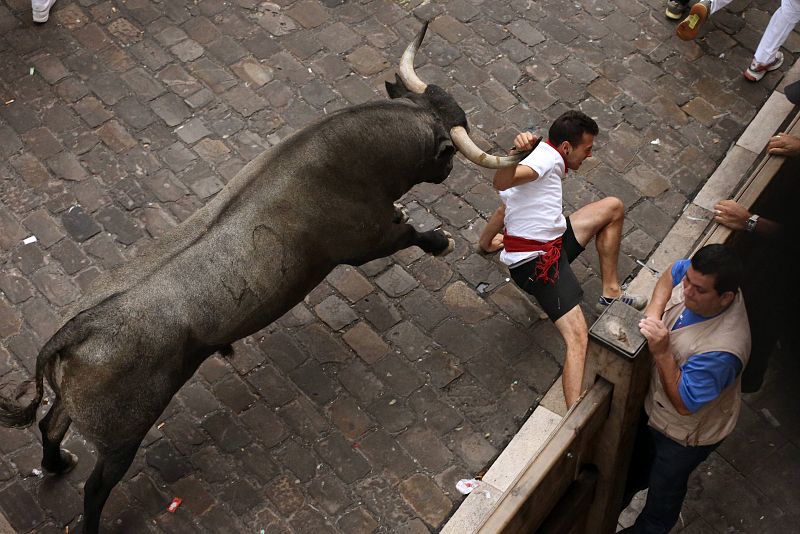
494;134;540;190
767;132;800;157
639;316;670;357
512;132;540;153
713;199;750;231
480;233;504;253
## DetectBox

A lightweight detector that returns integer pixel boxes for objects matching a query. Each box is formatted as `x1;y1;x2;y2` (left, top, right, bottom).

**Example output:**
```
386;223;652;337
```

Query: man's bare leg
554;305;589;408
569;197;625;298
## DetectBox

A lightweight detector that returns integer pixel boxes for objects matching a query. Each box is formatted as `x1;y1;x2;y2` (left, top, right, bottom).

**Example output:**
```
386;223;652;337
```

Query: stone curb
441;64;800;533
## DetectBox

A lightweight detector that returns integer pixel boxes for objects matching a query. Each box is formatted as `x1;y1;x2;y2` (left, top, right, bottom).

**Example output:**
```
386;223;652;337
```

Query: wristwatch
746;214;759;233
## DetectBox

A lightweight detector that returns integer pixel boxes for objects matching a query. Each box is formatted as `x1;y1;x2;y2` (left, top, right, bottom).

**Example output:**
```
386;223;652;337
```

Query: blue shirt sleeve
671;259;691;287
678;352;743;413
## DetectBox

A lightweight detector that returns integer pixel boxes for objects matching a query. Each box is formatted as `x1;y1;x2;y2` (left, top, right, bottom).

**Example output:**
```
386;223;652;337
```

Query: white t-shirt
499;141;567;267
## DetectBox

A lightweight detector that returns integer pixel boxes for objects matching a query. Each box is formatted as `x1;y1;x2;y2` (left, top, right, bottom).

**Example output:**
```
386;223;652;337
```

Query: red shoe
676;0;711;41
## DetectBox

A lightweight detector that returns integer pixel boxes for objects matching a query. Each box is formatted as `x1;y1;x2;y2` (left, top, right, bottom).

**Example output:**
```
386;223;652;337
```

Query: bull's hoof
393;203;409;224
43;448;79;476
434;231;455;256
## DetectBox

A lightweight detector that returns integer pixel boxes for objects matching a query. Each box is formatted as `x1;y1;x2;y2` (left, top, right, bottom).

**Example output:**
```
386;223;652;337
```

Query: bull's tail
0;331;66;428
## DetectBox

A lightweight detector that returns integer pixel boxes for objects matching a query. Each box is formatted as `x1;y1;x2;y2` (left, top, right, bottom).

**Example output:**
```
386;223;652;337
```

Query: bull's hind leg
82;445;138;534
39;397;78;475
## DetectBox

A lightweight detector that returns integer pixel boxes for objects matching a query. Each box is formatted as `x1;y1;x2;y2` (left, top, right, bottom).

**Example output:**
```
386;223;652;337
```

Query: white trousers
754;0;800;64
708;0;733;14
710;0;800;64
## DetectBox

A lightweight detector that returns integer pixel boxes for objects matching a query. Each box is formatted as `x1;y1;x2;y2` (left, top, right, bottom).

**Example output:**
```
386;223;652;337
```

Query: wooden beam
538;466;599;534
579;341;651;533
576;299;652;534
476;380;612;534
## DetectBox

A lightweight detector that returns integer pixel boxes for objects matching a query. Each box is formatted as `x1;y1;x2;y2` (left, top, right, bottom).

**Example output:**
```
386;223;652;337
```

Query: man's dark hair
549;110;599;147
690;244;743;294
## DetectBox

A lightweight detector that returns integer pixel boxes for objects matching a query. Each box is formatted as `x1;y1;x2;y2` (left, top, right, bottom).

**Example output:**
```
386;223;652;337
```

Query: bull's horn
399;22;428;94
450;126;526;169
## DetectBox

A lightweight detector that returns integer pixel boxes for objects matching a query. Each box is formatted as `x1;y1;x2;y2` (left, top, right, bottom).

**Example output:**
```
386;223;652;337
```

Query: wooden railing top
702;111;800;248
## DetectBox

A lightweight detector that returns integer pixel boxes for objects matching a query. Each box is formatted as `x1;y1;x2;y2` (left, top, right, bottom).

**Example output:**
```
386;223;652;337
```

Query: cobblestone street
0;0;793;532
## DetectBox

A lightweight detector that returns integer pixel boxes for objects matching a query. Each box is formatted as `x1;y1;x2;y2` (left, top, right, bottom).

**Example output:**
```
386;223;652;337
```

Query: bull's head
386;22;524;170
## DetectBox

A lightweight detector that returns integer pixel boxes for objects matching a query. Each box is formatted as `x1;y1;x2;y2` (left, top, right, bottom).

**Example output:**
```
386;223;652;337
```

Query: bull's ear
385;74;409;99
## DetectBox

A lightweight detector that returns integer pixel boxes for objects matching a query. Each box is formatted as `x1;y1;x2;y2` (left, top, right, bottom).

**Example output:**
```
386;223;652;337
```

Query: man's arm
493;132;540;191
639;316;692;415
478;204;506;253
643;264;675;320
713;199;783;238
641;260;690;414
493;163;538;191
653;350;691;416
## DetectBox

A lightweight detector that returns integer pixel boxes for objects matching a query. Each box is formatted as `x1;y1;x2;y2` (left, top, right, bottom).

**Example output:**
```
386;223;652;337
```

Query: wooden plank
580;342;652;533
476;380;613;534
538;466;599;534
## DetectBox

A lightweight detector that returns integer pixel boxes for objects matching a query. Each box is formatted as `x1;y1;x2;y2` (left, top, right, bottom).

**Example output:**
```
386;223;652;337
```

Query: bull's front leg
345;211;455;266
389;203;453;256
376;221;454;259
393;203;409;224
414;227;454;256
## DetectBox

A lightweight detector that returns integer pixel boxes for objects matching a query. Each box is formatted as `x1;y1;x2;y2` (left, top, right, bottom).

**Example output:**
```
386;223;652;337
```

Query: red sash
503;233;562;284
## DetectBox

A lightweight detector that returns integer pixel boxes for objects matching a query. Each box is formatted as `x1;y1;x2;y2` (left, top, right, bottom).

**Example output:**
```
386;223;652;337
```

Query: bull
0;23;523;533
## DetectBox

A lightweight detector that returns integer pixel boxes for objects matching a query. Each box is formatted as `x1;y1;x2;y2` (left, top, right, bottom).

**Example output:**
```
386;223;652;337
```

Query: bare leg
82;446;138;534
39;398;77;475
554;305;589;408
569;197;625;299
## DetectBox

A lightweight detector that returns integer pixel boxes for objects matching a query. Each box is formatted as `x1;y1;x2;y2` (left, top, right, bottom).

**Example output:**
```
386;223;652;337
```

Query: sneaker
665;0;688;20
744;51;784;82
597;293;648;312
676;0;711;41
32;0;57;23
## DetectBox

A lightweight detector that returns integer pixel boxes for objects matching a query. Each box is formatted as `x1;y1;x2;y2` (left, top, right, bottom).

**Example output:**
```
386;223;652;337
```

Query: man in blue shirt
657;258;742;411
620;244;750;533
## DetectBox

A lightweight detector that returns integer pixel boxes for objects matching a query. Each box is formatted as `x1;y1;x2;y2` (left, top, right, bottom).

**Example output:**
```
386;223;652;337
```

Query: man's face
563;132;594;170
682;265;733;316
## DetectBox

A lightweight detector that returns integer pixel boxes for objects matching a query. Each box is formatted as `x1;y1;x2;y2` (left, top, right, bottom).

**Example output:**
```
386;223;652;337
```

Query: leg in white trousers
754;0;800;65
709;0;734;15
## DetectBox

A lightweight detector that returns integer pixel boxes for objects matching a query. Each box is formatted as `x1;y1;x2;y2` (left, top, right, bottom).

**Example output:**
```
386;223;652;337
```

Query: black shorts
509;217;585;322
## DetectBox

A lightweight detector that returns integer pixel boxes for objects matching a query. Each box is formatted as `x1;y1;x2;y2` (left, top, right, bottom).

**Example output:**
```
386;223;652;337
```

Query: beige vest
645;283;750;446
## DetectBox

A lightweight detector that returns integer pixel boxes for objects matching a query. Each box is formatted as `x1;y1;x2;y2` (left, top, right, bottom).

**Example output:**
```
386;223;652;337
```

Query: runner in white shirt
479;110;647;408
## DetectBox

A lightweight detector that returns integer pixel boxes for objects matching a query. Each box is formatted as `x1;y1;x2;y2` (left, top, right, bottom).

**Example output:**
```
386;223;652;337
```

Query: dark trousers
621;414;720;534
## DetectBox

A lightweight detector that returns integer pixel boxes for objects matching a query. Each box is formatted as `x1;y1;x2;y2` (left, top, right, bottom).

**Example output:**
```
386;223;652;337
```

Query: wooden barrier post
475;380;613;533
580;300;652;533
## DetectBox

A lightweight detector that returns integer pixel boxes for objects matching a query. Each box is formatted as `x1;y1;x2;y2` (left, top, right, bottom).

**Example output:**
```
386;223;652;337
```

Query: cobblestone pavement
0;0;794;532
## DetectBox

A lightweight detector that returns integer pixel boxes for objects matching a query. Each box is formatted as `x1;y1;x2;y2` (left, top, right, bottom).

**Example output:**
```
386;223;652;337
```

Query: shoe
32;0;57;23
744;51;784;82
676;0;711;41
597;293;648;312
665;0;688;20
